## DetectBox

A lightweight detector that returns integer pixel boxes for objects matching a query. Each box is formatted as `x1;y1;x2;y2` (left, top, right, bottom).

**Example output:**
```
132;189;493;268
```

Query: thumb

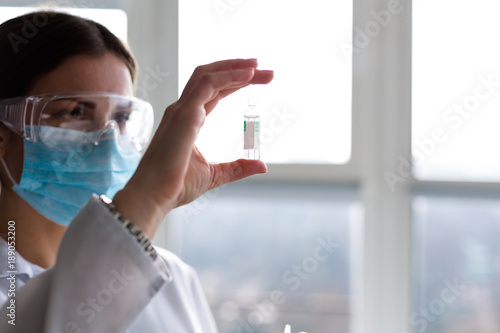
209;159;267;190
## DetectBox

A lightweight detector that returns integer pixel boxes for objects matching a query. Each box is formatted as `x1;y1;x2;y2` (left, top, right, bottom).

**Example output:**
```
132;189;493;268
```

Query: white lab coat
0;195;218;332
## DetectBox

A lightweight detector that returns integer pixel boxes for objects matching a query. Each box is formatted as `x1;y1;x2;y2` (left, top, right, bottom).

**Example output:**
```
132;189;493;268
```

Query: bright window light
179;0;353;164
412;0;500;181
0;6;127;42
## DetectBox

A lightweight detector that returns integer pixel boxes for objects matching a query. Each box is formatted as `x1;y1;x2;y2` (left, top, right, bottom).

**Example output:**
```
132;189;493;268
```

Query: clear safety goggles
0;92;154;153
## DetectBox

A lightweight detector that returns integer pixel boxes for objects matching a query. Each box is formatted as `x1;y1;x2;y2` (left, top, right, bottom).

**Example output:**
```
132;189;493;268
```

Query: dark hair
0;10;137;99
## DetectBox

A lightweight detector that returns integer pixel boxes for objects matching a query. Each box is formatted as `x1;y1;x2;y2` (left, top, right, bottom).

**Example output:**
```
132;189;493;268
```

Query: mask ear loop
0;157;17;187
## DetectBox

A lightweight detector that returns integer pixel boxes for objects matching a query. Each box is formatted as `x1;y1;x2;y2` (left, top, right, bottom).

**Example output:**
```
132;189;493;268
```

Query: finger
142;108;200;185
217;70;275;99
182;59;259;99
150;67;260;174
200;58;259;71
203;82;251;115
209;159;267;190
204;70;275;112
250;70;274;85
183;68;256;112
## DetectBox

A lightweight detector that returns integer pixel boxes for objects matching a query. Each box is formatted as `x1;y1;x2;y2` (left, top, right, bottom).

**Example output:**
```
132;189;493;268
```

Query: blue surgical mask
7;126;141;226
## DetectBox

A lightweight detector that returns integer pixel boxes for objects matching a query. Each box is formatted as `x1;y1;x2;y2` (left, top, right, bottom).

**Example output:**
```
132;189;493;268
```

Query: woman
0;10;273;332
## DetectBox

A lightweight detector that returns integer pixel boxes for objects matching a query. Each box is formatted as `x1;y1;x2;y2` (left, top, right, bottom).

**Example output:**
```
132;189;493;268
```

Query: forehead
27;53;133;96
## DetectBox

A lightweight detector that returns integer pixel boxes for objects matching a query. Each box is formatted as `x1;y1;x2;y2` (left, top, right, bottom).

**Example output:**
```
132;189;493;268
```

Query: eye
69;106;86;118
114;112;131;125
40;98;97;130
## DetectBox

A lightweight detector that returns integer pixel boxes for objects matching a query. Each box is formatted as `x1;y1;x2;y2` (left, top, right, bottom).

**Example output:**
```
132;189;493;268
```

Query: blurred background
1;1;499;332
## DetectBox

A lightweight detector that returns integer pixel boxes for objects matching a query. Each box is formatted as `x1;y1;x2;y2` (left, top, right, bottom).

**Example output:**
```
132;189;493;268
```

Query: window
168;183;361;332
0;6;127;41
413;193;500;333
412;1;500;332
2;1;498;332
179;0;353;164
176;1;359;331
412;0;500;182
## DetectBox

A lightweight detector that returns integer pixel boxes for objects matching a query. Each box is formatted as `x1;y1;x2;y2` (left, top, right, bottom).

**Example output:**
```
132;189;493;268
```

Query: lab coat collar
0;237;45;283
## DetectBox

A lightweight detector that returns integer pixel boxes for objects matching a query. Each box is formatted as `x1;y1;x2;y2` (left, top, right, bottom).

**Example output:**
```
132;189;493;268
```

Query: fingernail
260;162;268;173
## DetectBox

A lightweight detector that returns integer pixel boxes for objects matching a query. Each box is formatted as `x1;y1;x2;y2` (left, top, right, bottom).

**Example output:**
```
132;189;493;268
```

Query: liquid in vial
244;115;260;159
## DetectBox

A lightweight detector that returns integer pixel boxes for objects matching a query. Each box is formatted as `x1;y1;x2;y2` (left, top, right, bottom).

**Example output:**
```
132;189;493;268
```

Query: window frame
131;1;414;332
4;0;497;332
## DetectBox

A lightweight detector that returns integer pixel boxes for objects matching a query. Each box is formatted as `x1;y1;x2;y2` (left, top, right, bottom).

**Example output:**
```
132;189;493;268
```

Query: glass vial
244;115;260;159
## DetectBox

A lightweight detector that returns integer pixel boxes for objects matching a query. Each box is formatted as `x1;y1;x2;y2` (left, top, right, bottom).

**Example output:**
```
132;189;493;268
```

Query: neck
0;186;66;269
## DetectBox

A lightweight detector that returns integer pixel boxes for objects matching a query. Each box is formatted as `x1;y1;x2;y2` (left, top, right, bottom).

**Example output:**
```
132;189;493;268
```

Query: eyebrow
116;100;133;110
52;97;97;110
75;99;97;110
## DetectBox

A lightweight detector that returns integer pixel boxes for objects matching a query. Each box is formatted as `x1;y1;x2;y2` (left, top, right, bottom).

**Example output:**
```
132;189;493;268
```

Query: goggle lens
37;94;153;153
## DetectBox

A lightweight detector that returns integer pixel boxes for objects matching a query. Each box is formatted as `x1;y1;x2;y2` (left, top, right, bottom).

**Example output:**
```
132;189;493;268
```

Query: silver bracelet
96;194;158;261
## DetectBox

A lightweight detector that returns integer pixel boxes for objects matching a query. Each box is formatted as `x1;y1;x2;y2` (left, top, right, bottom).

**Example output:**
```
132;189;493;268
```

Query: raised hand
114;59;274;237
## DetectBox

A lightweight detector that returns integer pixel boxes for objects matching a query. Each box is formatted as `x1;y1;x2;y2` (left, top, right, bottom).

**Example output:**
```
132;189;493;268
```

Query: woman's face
0;52;134;186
